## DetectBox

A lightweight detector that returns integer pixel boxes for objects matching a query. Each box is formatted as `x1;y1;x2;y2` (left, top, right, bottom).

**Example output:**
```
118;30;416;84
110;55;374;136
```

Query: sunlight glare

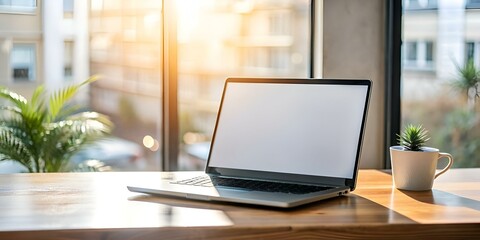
176;0;203;43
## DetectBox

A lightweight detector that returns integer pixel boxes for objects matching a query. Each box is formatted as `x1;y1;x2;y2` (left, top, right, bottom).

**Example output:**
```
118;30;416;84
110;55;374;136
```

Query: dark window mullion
309;0;315;78
162;0;179;171
385;0;402;168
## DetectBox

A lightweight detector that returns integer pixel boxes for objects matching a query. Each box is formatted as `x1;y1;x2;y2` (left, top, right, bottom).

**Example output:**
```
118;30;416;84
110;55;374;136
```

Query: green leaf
397;124;430;151
0;75;111;172
0;87;28;108
0;127;34;172
48;76;99;122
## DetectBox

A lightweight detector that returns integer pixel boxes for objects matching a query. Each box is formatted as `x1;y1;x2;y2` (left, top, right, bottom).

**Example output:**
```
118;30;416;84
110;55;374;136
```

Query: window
426;41;433;62
404;41;417;61
466;0;480;9
64;0;74;18
400;1;480;168
0;0;36;13
465;42;480;67
403;0;438;11
64;41;73;79
0;0;312;172
11;44;36;82
402;41;434;70
89;0;163;171
466;42;475;61
173;0;311;170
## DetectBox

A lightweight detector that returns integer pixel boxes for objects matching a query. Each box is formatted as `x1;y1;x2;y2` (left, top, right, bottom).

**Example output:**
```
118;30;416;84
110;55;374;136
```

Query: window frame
385;0;402;168
10;43;37;82
161;0;316;170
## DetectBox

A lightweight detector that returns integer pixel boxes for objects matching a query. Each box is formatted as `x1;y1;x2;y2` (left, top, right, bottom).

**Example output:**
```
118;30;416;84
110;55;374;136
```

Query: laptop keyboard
171;176;333;194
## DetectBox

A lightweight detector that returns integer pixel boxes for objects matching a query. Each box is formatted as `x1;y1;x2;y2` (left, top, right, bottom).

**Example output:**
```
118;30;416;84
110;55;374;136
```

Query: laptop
128;78;372;208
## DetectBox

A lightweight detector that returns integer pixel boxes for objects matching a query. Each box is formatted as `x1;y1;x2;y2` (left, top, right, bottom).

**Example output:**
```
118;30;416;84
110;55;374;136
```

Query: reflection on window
402;2;480;168
11;44;36;82
176;0;310;170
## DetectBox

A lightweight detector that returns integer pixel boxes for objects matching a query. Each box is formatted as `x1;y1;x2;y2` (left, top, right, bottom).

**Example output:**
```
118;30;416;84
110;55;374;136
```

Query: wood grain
0;169;479;239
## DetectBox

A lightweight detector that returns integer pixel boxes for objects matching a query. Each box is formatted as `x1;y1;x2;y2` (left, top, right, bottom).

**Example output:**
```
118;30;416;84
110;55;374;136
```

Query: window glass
175;0;311;170
64;0;74;18
11;44;36;81
89;0;162;171
0;0;312;173
64;41;73;79
426;41;433;62
405;41;417;61
402;2;480;167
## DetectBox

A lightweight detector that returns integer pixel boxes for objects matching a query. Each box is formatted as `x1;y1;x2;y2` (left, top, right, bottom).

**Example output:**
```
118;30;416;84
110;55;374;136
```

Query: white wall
322;0;385;169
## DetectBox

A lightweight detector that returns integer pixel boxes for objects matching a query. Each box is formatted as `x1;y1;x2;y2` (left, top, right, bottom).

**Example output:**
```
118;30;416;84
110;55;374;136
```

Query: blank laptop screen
208;81;369;179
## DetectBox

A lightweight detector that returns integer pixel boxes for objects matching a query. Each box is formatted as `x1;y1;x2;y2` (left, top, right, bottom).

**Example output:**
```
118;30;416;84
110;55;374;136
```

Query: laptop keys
172;176;332;194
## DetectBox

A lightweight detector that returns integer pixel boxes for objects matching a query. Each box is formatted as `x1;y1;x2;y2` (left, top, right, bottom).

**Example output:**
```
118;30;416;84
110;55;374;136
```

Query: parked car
0;137;145;173
70;137;146;171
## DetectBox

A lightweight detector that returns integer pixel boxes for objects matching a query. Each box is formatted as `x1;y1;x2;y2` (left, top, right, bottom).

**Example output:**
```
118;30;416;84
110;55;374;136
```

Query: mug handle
434;153;454;179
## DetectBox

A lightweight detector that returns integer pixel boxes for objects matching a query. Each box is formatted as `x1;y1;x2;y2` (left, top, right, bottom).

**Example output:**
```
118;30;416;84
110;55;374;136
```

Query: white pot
390;146;453;191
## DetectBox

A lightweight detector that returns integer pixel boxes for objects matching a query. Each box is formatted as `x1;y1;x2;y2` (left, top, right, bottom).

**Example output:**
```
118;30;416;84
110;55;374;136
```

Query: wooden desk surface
0;169;479;239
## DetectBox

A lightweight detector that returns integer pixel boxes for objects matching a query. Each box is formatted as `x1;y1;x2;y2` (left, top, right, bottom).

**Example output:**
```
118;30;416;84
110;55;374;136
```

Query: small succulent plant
397;124;430;151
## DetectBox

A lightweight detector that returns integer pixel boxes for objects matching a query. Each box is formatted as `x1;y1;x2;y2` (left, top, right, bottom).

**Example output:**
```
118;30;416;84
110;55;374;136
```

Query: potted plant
390;124;454;191
0;76;113;173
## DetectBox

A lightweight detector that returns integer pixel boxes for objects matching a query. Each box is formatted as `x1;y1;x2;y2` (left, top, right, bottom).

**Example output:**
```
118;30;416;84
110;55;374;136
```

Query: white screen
208;82;368;179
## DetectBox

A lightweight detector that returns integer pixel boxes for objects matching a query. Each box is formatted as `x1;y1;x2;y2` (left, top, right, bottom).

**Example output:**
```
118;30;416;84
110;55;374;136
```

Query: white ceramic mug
390;146;454;191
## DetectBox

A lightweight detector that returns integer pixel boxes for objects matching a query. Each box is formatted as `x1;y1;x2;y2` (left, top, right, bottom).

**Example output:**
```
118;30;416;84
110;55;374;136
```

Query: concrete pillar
437;0;466;81
43;0;64;93
74;0;90;104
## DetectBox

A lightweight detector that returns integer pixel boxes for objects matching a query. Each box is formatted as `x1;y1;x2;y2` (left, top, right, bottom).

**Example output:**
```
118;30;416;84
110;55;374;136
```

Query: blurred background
0;0;310;172
0;0;479;172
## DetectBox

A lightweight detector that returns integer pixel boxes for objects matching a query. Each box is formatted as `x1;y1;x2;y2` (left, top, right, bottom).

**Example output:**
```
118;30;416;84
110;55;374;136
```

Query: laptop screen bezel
204;78;372;190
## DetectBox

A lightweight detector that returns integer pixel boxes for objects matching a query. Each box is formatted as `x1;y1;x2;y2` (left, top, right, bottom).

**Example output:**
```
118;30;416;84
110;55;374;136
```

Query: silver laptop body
128;78;372;208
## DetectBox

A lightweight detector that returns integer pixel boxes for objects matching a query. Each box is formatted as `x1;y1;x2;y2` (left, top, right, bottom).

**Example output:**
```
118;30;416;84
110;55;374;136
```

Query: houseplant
390;124;453;191
0;76;113;172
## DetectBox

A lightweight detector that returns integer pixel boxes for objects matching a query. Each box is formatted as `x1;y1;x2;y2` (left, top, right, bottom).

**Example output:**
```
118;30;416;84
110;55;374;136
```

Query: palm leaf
40;116;111;172
0;127;34;172
1;75;112;172
0;87;28;108
48;76;98;122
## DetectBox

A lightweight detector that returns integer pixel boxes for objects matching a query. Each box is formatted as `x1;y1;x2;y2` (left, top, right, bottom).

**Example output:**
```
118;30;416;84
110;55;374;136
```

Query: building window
465;42;480;67
404;41;417;61
466;0;480;9
403;41;435;70
11;44;36;82
403;0;438;11
426;42;433;62
64;41;74;79
63;0;74;18
0;0;36;14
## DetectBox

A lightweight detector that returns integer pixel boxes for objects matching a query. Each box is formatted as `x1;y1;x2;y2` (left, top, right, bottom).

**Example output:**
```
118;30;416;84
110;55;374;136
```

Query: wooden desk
0;169;479;239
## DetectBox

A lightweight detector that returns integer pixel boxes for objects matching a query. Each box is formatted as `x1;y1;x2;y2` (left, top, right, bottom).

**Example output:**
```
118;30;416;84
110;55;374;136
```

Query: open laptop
128;78;372;208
